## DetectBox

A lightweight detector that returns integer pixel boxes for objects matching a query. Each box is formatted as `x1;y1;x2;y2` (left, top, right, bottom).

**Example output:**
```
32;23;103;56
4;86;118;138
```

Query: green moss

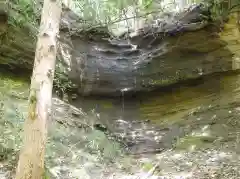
149;72;201;88
43;166;51;179
101;101;113;109
175;135;216;151
0;72;29;99
142;162;154;171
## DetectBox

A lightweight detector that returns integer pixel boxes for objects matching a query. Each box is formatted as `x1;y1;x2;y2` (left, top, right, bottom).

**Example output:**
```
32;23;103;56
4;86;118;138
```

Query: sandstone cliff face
1;2;240;96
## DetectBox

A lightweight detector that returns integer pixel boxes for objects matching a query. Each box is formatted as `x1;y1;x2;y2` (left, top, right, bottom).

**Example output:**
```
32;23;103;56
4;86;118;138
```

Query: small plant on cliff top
204;0;240;21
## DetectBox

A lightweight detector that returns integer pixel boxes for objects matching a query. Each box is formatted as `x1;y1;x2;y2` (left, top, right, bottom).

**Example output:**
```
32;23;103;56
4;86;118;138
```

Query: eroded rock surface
1;2;240;96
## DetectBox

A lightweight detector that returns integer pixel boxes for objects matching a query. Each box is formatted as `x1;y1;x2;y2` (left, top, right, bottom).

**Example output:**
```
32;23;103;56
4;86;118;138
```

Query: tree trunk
15;0;62;179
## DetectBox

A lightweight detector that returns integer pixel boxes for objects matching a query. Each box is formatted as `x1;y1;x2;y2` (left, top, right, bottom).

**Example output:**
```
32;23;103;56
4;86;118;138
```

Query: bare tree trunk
15;0;62;179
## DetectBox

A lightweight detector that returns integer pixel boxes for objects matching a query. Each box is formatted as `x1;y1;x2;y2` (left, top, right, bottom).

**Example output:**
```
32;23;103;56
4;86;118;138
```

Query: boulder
1;2;240;96
65;4;236;96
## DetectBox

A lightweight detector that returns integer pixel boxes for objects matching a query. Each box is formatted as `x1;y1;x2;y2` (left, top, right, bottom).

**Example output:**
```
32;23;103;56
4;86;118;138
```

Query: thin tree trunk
15;0;62;179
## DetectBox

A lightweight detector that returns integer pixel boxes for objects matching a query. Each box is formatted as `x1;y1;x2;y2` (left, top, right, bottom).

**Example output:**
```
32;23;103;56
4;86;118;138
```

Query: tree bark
15;0;62;179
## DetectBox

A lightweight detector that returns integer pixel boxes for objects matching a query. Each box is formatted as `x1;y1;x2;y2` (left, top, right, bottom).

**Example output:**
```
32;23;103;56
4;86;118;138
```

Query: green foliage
71;0;138;25
13;0;157;30
54;59;75;96
9;0;40;28
204;0;240;21
203;0;227;20
11;0;238;34
142;0;154;9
